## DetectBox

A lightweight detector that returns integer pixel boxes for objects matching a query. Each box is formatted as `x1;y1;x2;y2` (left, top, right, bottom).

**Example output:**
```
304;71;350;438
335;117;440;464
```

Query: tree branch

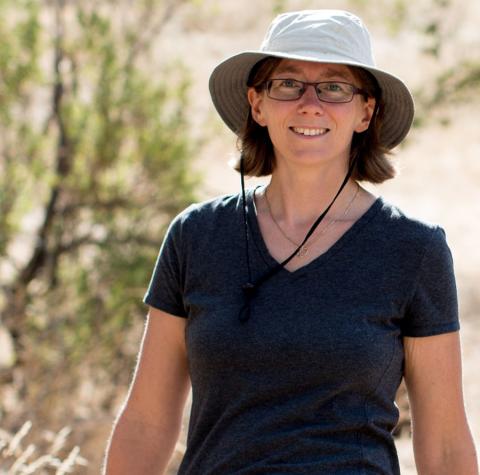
59;197;134;216
124;0;188;67
56;233;161;256
12;0;72;294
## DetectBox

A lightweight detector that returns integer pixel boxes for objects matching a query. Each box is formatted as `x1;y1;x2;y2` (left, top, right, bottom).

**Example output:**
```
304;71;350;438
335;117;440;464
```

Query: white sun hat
209;9;414;149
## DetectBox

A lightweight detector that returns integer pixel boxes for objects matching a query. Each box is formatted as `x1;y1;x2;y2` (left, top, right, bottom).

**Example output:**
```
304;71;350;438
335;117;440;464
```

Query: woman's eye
325;82;343;92
280;79;299;88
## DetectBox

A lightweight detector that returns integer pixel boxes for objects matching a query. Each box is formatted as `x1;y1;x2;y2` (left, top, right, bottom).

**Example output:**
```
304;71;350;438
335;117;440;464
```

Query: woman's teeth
292;127;328;136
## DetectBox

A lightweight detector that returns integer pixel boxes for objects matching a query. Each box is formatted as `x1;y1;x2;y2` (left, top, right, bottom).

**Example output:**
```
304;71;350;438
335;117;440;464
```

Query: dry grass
0;422;87;475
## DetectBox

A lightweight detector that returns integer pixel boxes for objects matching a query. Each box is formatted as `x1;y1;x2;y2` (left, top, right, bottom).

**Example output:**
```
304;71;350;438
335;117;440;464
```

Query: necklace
264;183;360;258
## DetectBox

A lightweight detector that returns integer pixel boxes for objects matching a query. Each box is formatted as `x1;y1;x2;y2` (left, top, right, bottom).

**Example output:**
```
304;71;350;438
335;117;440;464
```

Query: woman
104;10;478;475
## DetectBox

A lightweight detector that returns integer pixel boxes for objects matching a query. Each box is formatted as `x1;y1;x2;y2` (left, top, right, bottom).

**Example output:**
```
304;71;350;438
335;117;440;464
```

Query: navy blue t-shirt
144;190;459;475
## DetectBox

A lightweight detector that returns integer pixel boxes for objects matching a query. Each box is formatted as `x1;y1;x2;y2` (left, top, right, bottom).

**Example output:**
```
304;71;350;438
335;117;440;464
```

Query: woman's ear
247;88;267;127
355;97;376;133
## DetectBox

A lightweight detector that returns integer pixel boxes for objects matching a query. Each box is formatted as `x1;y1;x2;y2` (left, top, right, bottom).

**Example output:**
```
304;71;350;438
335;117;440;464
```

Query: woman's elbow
413;430;479;475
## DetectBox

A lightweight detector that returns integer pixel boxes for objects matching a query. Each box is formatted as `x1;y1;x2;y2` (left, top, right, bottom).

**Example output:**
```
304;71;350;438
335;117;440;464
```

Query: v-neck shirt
249;186;380;276
144;189;459;474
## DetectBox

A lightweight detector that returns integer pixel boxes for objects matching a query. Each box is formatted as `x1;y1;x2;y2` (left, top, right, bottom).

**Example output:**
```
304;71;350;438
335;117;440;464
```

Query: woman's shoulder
373;196;448;248
177;191;241;220
167;191;243;236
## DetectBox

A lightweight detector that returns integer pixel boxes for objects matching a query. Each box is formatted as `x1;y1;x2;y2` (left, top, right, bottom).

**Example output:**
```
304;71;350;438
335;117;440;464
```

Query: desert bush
0;0;200;431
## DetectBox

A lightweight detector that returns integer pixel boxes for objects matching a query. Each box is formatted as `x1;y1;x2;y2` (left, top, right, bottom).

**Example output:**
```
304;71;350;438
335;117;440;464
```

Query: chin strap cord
239;156;357;323
239;156;255;322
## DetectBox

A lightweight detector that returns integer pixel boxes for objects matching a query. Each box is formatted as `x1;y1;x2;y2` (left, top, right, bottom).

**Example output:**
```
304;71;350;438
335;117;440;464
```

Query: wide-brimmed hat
209;9;414;150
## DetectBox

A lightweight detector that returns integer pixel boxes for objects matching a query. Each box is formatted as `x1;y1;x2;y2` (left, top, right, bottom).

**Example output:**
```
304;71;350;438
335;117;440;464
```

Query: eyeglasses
264;78;368;103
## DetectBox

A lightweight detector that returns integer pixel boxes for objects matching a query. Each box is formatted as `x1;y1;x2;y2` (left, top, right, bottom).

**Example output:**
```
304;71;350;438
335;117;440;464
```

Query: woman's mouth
291;127;329;136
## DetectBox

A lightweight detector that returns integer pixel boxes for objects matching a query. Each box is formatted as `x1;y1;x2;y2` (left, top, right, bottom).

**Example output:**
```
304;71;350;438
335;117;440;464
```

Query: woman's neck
265;161;357;229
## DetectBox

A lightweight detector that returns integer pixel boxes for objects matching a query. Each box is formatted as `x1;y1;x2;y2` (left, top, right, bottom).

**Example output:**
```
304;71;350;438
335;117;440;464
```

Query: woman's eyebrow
322;68;353;81
273;65;303;75
273;65;353;81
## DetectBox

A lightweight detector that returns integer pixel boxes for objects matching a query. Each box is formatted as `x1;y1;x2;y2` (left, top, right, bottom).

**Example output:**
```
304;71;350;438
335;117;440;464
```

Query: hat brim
209;51;414;150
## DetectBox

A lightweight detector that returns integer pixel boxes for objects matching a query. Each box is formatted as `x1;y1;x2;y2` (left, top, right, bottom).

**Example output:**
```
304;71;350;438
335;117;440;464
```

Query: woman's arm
103;307;191;475
404;331;478;475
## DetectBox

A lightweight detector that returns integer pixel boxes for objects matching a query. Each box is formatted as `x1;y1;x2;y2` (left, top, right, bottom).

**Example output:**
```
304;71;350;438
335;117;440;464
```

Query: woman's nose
297;85;325;113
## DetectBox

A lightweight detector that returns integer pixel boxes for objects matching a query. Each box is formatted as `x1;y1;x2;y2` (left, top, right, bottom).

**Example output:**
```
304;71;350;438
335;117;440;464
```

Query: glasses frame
264;78;369;104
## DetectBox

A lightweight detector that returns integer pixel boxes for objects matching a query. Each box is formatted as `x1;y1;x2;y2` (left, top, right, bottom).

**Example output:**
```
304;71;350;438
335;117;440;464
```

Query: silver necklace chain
264;183;360;258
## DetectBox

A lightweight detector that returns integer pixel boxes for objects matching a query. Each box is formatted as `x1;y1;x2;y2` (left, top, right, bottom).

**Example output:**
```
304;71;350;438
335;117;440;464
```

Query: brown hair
234;57;395;184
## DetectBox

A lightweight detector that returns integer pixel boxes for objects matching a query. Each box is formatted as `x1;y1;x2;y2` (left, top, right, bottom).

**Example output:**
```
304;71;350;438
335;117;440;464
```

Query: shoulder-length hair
234;57;395;184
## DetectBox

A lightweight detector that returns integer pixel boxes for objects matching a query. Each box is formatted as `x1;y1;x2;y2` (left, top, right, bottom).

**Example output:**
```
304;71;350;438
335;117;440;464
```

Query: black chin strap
239;156;357;322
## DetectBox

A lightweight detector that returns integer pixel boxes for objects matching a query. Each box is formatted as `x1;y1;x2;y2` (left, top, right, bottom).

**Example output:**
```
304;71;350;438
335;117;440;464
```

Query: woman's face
247;59;375;171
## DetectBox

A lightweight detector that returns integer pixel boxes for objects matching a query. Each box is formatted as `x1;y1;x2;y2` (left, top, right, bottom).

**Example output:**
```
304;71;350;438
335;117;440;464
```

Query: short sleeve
402;226;460;337
143;215;187;318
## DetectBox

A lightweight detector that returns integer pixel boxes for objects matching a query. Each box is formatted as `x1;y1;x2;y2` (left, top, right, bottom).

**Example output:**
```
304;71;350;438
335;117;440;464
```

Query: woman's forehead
273;59;355;81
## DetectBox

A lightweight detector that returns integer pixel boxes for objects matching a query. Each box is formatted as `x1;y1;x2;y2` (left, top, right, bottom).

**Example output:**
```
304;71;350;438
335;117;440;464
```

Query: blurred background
0;0;478;473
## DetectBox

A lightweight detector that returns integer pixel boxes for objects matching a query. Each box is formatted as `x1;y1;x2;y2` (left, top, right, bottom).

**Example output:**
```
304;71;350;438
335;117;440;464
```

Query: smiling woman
239;57;389;181
104;9;478;475
247;60;376;180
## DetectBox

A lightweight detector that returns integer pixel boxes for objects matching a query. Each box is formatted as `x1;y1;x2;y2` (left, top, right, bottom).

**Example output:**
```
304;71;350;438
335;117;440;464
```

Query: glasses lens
267;79;303;100
266;79;357;103
316;82;354;103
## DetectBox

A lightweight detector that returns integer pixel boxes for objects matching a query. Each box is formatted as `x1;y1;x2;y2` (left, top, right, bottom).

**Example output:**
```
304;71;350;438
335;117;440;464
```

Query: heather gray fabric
144;189;459;475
